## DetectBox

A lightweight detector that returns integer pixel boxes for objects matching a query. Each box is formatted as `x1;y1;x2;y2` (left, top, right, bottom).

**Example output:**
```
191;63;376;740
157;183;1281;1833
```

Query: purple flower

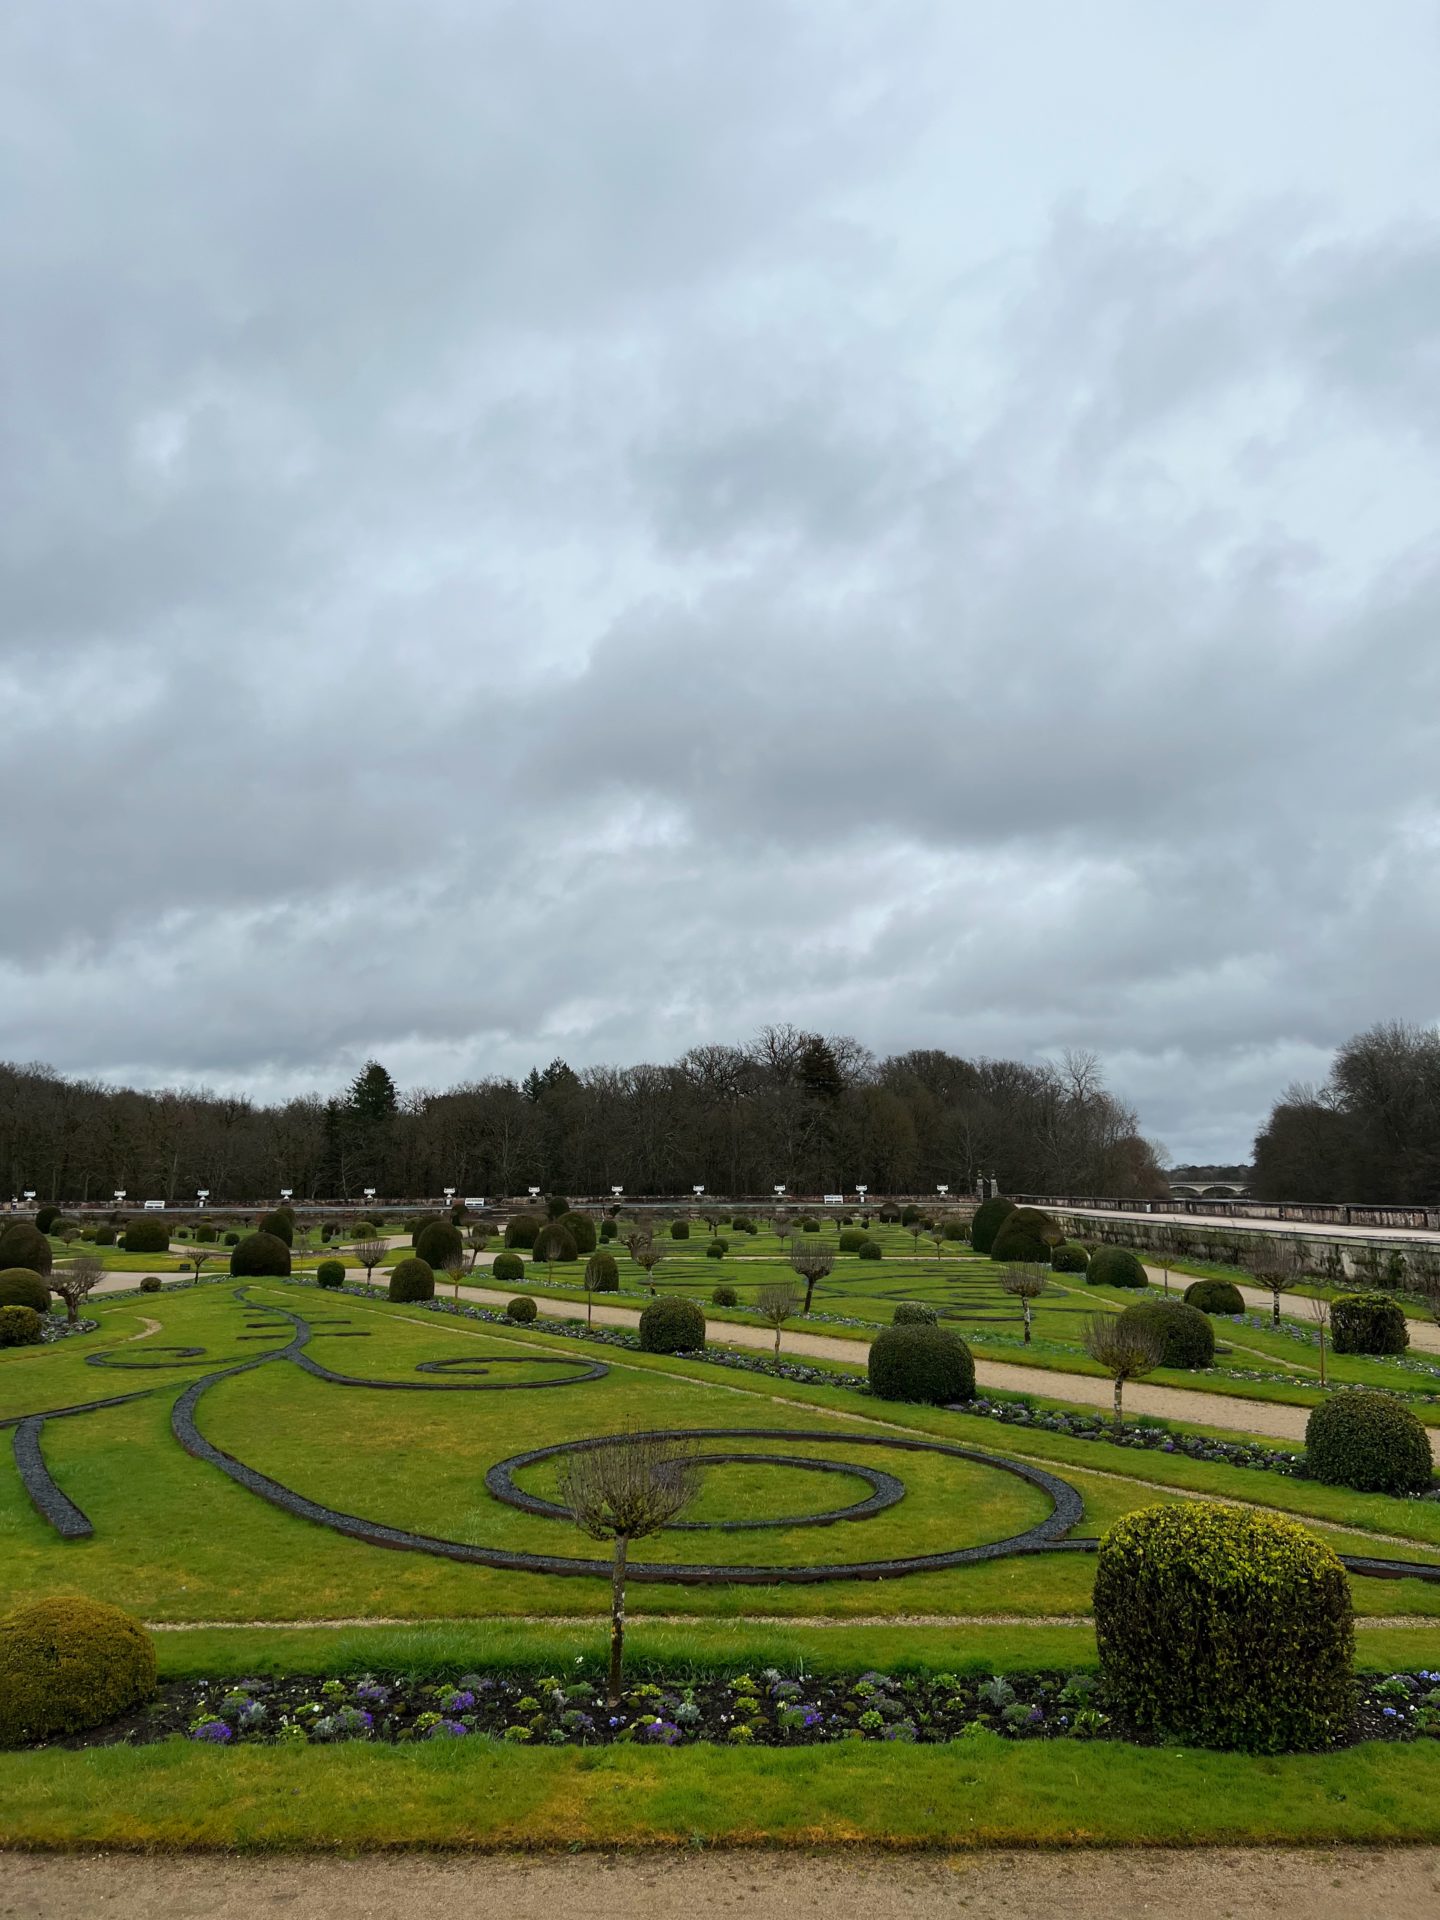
427;1718;469;1739
191;1720;232;1743
642;1720;682;1745
440;1689;476;1712
355;1682;390;1706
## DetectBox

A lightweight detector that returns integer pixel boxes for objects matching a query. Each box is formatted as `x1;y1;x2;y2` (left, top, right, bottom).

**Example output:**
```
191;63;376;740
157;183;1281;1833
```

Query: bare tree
466;1224;489;1270
442;1247;466;1301
789;1239;836;1314
754;1280;803;1358
1081;1314;1164;1434
628;1236;665;1295
189;1246;215;1285
1246;1237;1303;1328
354;1237;386;1285
908;1220;925;1255
999;1265;1048;1345
771;1211;793;1250
51;1254;103;1323
1306;1292;1331;1387
928;1223;946;1264
560;1432;702;1703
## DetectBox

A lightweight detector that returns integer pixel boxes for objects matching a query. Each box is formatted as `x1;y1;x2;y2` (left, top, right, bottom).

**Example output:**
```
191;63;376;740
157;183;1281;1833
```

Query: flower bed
19;1665;1440;1754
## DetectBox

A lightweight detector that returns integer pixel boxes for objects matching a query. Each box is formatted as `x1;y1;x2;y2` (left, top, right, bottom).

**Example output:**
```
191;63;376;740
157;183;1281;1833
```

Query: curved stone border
86;1345;207;1371
488;1444;907;1532
12;1416;93;1539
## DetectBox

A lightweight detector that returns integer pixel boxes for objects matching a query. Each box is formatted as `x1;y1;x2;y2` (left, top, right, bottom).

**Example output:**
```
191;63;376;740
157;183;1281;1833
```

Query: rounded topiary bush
414;1220;464;1270
585;1252;619;1292
1185;1277;1246;1315
34;1205;62;1236
0;1269;50;1313
1118;1298;1215;1369
639;1296;706;1354
388;1256;435;1303
599;1220;617;1243
195;1225;217;1244
990;1210;1062;1264
491;1250;524;1284
139;1276;162;1294
258;1209;294;1247
857;1239;883;1261
0;1223;53;1277
1094;1503;1354;1752
558;1212;597;1255
801;1218;820;1234
942;1217;970;1243
969;1198;1017;1256
892;1300;940;1327
229;1232;292;1278
94;1225;117;1247
506;1295;538;1323
1305;1390;1433;1495
711;1284;739;1307
838;1227;868;1253
669;1220;691;1240
1086;1245;1148;1289
0;1596;158;1747
1050;1242;1090;1274
504;1213;543;1251
0;1306;43;1347
223;1231;240;1246
545;1196;571;1220
868;1323;975;1405
119;1219;169;1255
532;1224;578;1265
316;1259;346;1290
705;1239;727;1259
1331;1291;1409;1356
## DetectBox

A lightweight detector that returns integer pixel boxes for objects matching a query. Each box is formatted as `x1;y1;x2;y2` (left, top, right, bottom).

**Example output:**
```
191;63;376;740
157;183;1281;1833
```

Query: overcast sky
3;2;1438;1163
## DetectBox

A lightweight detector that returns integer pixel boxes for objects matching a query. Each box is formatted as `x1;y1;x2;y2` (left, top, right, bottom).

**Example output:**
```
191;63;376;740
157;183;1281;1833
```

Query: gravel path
6;1850;1440;1920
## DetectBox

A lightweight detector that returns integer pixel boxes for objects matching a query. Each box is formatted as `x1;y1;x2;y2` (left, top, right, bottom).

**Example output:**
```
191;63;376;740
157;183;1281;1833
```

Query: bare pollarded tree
755;1280;803;1359
560;1431;702;1704
627;1232;665;1295
789;1239;836;1315
999;1265;1049;1345
51;1253;103;1324
1306;1292;1332;1387
1081;1313;1164;1435
1246;1236;1304;1328
354;1238;386;1284
466;1224;489;1270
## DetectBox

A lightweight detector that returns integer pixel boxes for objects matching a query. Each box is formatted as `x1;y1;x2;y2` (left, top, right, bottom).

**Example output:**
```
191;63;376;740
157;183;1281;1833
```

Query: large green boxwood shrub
388;1257;435;1303
545;1196;571;1220
0;1597;157;1747
638;1296;706;1353
558;1211;597;1255
1117;1298;1215;1369
990;1207;1063;1263
504;1213;543;1250
506;1295;538;1323
838;1227;868;1252
0;1224;53;1276
1050;1242;1089;1273
857;1239;883;1261
34;1206;61;1236
94;1225;116;1247
669;1220;690;1240
1331;1292;1409;1356
414;1220;464;1270
532;1224;578;1265
229;1232;292;1278
585;1252;619;1292
316;1260;346;1290
1184;1277;1245;1315
969;1198;1017;1255
1094;1504;1354;1752
1305;1390;1433;1494
867;1324;975;1405
711;1284;739;1307
120;1219;169;1255
1086;1246;1147;1289
491;1250;524;1284
0;1306;43;1347
0;1269;50;1313
258;1209;294;1247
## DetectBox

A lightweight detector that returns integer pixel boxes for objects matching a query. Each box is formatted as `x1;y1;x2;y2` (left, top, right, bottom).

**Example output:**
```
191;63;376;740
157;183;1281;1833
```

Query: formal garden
4;1196;1440;1846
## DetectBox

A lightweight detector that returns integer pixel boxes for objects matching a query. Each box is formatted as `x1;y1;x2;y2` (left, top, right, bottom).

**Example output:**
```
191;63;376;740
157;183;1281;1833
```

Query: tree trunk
1112;1374;1124;1435
1022;1301;1031;1345
1318;1327;1326;1387
804;1277;815;1313
607;1534;629;1705
1272;1287;1281;1329
773;1325;782;1358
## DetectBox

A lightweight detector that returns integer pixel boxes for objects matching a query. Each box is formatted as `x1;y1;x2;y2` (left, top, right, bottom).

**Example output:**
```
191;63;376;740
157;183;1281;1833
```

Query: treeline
0;1029;1166;1205
1253;1021;1440;1204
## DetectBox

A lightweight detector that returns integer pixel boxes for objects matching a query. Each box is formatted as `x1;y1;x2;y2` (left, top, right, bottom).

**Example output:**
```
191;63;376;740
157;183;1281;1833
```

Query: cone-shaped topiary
414;1220;464;1270
1086;1246;1147;1288
316;1259;346;1289
1184;1277;1245;1315
504;1213;543;1250
0;1223;53;1276
1117;1298;1215;1369
229;1232;292;1278
1331;1292;1409;1356
0;1596;157;1746
638;1295;706;1353
868;1323;975;1404
388;1256;435;1303
892;1301;940;1326
969;1198;1017;1255
0;1268;50;1312
1095;1504;1353;1752
0;1306;43;1346
492;1250;524;1284
1305;1390;1433;1494
585;1251;619;1292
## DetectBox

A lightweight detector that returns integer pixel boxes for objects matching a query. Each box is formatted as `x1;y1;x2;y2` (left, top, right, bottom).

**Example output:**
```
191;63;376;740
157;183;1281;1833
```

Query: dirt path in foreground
5;1849;1440;1920
453;1280;1440;1459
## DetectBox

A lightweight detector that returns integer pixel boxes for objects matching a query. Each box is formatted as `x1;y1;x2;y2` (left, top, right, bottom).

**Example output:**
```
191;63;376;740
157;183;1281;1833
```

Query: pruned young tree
789;1239;835;1314
442;1247;466;1301
771;1211;793;1250
1081;1313;1164;1434
755;1280;803;1358
466;1224;489;1270
928;1223;946;1263
999;1265;1048;1345
628;1235;665;1295
1306;1292;1332;1387
188;1246;215;1285
354;1237;386;1284
51;1253;103;1324
1246;1237;1303;1328
560;1432;702;1704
